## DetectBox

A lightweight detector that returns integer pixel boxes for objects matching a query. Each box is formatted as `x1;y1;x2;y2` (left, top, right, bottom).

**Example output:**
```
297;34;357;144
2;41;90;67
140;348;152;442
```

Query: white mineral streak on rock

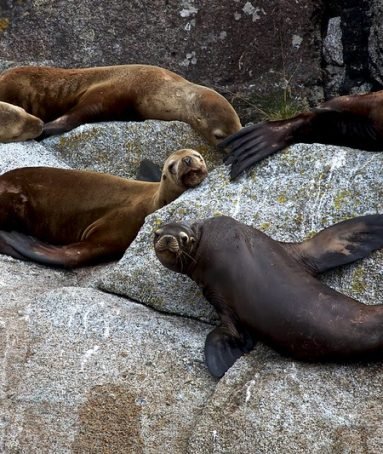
245;379;256;403
80;345;100;369
292;34;303;49
242;2;265;22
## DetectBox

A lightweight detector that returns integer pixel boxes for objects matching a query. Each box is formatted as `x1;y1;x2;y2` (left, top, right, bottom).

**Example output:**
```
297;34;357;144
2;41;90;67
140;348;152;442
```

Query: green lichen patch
351;267;367;294
0;18;9;33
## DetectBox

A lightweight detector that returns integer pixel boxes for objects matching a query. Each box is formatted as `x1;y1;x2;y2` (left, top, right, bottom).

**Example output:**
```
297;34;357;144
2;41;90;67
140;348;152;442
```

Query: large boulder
2;287;215;452
98;142;383;322
1;120;383;452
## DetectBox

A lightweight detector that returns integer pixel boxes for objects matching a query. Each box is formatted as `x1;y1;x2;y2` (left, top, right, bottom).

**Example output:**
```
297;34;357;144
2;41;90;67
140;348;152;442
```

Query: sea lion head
193;90;242;145
162;149;208;189
0;102;44;142
153;222;199;273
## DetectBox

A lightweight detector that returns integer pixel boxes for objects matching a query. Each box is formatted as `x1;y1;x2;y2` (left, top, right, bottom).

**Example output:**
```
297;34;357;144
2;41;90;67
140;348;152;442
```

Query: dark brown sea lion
220;91;383;179
0;149;207;268
0;101;43;142
154;215;383;378
0;64;241;144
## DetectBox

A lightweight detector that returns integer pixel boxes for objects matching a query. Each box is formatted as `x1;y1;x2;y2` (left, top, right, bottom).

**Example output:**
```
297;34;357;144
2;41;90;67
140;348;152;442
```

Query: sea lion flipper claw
204;326;255;379
285;214;383;274
222;121;293;179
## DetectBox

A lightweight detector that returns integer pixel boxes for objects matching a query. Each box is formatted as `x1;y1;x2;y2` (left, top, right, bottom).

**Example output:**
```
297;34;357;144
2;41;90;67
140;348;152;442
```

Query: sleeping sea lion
0;149;207;268
0;64;241;144
220;91;383;179
154;215;383;378
0;101;43;142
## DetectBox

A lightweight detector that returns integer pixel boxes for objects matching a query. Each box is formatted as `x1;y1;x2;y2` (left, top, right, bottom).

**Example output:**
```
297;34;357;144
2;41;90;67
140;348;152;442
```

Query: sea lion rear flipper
283;214;383;274
135;159;162;182
0;231;117;268
204;326;255;379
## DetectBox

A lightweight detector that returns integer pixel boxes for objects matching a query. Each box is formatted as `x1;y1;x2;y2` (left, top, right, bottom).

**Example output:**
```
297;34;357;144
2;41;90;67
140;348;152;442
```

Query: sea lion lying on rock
0;64;241;144
154;215;383;378
0;149;207;268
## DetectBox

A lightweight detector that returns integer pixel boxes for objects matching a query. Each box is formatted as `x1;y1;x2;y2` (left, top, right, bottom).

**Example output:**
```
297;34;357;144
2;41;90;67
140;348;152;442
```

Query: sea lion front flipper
282;214;383;274
0;231;118;268
204;325;255;379
220;114;311;180
135;159;162;182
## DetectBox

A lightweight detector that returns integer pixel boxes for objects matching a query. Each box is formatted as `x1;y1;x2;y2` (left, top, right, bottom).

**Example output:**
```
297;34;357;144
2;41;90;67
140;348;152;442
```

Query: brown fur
0;149;207;267
0;101;43;142
0;65;241;144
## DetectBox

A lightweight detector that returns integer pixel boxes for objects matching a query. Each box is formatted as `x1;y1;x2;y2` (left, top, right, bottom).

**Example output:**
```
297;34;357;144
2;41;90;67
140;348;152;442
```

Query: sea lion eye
213;130;226;141
168;162;176;174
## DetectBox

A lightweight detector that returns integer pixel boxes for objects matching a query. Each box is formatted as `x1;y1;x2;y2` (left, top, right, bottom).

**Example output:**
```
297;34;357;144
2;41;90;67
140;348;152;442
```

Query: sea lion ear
204;326;255;379
135;158;162;182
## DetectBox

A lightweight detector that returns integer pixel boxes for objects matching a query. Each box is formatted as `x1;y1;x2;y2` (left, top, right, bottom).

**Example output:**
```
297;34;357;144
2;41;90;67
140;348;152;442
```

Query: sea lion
0;101;43;142
0;149;207;268
220;91;383;179
0;64;241;144
154;215;383;378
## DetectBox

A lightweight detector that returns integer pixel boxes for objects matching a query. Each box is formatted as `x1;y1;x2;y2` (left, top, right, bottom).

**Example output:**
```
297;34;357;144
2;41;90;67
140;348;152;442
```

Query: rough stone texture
188;346;383;453
98;143;383;323
0;141;69;173
322;16;345;98
0;0;324;116
369;0;383;88
1;121;383;452
2;287;214;453
42;120;218;178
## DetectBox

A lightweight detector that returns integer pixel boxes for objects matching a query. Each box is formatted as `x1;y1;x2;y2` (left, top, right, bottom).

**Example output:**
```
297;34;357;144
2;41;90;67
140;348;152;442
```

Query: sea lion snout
154;233;180;253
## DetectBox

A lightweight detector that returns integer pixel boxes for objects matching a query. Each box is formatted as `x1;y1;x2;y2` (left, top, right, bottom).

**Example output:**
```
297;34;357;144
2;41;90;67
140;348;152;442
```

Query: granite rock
1;120;383;452
98;143;383;323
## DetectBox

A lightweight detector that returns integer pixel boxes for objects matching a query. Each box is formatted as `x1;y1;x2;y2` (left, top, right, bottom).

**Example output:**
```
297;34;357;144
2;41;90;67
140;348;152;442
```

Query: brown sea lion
0;64;241;144
0;101;43;142
0;149;207;268
220;91;383;179
154;215;383;378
